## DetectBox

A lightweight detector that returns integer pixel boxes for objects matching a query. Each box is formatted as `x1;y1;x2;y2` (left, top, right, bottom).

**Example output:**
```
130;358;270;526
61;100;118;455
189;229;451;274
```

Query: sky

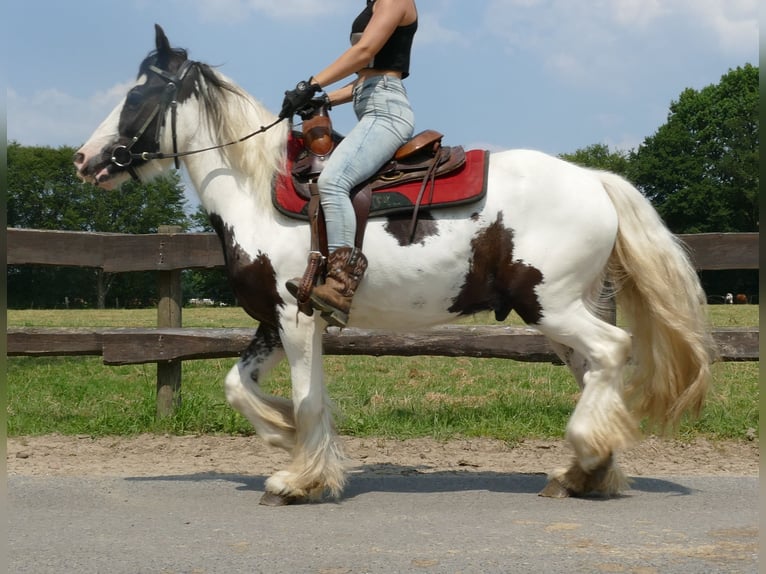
7;0;758;160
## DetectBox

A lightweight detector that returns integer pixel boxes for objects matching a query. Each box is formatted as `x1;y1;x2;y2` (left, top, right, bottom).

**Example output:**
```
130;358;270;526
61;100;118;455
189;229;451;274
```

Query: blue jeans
318;75;415;251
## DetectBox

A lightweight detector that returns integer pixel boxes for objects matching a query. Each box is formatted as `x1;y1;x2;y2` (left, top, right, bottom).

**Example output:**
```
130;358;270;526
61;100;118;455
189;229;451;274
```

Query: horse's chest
210;214;282;326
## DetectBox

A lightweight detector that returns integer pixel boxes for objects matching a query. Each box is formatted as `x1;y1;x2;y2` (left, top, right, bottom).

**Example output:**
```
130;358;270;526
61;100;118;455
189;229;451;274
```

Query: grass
6;306;759;441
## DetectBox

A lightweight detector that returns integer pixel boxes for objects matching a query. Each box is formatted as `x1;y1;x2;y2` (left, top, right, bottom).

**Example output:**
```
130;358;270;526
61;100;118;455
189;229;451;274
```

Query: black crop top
351;0;417;79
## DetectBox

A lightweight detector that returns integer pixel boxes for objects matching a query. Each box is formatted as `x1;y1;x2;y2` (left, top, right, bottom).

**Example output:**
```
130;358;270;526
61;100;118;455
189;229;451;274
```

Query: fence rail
7;229;759;271
7;325;759;363
7;228;759;415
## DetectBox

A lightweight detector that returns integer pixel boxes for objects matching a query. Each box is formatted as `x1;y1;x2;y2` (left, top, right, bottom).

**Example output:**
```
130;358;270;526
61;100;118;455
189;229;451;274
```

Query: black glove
297;94;332;120
280;79;321;119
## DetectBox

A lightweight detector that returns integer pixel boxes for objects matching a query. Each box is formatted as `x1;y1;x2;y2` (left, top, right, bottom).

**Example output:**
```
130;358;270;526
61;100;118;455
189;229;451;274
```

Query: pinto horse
74;25;713;505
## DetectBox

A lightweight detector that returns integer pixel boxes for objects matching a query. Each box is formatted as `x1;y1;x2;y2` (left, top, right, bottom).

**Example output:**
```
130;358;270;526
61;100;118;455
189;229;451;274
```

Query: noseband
110;60;284;182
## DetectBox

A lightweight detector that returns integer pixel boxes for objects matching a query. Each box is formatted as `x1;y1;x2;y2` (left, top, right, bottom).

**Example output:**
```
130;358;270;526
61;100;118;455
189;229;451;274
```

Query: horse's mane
195;63;289;192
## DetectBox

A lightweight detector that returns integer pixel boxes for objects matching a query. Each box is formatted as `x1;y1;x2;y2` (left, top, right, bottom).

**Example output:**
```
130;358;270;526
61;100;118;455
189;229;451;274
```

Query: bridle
110;59;284;181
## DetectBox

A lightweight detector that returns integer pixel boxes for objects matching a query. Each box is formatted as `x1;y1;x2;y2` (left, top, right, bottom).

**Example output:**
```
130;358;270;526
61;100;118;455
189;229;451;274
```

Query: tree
559;143;632;176
7;143;190;308
629;64;758;234
7;143;85;230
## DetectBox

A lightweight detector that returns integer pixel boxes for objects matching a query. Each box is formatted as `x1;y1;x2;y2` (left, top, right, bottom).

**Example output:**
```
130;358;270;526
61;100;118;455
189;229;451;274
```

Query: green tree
559;143;632;176
7;143;190;308
8;142;189;233
7;143;84;230
629;64;758;234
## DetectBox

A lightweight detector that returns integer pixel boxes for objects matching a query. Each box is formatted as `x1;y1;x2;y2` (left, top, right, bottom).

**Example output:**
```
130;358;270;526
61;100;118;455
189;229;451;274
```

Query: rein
110;60;285;180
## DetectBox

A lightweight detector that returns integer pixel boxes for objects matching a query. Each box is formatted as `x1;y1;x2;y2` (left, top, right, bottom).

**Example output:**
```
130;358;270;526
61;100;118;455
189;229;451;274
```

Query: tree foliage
7;143;190;308
629;64;758;234
559;143;632;176
8;142;188;232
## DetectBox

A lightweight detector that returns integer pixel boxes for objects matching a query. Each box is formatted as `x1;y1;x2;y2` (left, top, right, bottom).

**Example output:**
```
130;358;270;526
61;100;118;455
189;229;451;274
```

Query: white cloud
416;12;469;47
610;0;757;53
8;80;133;147
482;0;757;88
610;0;668;27
681;0;758;54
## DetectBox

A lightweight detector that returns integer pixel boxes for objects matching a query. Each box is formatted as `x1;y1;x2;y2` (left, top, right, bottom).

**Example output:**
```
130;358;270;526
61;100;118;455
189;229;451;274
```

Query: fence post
156;225;183;418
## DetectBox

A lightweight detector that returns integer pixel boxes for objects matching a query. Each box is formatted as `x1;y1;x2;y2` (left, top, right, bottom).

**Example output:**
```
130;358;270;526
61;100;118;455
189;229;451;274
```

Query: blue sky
7;0;758;158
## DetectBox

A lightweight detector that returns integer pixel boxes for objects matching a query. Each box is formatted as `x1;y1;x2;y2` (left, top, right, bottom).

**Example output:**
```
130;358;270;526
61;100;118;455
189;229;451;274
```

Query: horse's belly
348;304;461;330
349;263;468;329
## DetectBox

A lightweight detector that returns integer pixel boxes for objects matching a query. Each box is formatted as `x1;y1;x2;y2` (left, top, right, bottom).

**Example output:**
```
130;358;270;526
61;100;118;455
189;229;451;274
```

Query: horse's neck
177;102;287;227
185;152;263;221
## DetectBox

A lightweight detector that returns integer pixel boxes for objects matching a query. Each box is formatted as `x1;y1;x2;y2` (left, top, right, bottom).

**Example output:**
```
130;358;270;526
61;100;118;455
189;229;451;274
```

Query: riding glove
280;79;321;119
297;94;332;120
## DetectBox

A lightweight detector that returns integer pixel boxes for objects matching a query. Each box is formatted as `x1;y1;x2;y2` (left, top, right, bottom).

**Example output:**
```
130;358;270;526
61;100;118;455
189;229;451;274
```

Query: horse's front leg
261;313;348;506
224;323;295;450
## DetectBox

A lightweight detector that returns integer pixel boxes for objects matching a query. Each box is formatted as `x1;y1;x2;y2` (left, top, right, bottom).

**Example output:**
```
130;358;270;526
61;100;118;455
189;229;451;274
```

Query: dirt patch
7;434;759;478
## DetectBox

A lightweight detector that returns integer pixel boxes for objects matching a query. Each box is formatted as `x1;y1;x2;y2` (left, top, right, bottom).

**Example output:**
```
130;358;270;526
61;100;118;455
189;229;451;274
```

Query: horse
74;25;714;505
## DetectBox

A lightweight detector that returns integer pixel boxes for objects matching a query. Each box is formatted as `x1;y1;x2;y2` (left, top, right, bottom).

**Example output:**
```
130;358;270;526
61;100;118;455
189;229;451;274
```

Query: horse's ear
155;24;171;57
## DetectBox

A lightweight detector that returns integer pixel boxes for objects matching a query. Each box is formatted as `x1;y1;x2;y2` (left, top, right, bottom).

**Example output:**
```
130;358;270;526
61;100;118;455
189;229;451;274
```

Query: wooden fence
7;228;759;416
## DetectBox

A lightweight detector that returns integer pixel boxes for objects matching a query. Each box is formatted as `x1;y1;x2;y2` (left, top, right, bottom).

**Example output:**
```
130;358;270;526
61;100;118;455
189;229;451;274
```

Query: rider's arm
327;83;354;106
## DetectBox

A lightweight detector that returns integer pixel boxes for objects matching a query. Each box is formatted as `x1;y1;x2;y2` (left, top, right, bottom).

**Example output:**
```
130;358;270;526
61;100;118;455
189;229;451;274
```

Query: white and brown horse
74;25;713;505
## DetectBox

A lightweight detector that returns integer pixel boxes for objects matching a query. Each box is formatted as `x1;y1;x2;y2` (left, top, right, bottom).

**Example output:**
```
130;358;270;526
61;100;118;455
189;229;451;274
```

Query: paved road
9;471;757;573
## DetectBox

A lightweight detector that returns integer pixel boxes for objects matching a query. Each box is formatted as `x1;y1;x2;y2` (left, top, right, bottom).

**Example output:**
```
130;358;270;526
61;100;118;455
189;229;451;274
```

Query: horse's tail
598;171;715;431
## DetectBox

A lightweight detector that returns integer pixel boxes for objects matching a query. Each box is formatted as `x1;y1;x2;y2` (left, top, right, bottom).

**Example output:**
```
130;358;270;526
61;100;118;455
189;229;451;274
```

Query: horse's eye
126;89;143;107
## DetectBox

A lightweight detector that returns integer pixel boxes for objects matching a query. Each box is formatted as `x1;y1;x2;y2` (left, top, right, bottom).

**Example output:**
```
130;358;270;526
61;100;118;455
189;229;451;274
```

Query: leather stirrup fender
293;182;327;317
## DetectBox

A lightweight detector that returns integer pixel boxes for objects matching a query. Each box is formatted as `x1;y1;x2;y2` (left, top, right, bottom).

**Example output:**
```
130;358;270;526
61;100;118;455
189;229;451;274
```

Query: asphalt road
9;471;758;573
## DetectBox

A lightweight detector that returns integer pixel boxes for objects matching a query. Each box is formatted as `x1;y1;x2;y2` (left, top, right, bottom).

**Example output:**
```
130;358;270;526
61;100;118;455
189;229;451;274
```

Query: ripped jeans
318;75;415;251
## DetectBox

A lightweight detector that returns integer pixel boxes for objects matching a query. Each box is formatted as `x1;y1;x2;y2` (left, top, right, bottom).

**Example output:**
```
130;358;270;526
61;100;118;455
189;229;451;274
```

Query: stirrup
319;309;349;329
309;295;349;328
286;251;326;317
285;278;301;299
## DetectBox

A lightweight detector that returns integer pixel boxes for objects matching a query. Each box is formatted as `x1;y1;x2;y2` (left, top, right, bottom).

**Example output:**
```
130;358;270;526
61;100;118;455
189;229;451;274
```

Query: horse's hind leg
548;341;587;390
224;323;296;450
536;303;638;498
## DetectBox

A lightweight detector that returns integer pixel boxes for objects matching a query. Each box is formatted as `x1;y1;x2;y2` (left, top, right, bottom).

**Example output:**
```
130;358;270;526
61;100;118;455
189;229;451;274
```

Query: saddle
275;104;489;314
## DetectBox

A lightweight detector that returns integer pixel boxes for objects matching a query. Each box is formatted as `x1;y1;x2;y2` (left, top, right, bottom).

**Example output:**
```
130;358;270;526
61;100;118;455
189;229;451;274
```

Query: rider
281;0;418;328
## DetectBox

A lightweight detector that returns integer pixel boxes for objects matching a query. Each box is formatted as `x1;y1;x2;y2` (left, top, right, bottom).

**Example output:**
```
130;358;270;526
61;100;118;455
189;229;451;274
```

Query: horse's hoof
539;478;572;498
259;491;301;506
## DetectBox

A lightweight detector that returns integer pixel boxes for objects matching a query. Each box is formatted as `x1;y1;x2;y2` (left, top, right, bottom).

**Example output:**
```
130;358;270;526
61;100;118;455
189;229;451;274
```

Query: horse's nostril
73;152;85;166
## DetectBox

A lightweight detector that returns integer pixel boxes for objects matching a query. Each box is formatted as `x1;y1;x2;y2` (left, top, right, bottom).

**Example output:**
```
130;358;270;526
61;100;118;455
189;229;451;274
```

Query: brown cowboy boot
308;247;368;328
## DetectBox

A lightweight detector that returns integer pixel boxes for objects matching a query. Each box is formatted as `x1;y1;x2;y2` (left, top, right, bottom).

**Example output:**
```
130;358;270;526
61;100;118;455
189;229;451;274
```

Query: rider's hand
280;79;321;119
297;94;332;120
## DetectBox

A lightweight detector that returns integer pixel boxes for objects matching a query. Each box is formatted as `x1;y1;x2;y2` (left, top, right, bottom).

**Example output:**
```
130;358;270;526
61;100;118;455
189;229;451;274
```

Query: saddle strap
407;144;442;244
295;183;327;315
308;183;327;256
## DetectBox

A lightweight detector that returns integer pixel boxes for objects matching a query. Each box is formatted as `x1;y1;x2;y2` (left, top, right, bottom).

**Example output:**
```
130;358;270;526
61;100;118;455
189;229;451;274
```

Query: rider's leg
294;75;415;327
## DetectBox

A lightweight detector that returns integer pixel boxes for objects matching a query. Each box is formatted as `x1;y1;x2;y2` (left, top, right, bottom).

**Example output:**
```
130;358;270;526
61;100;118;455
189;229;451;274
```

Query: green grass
7;306;759;441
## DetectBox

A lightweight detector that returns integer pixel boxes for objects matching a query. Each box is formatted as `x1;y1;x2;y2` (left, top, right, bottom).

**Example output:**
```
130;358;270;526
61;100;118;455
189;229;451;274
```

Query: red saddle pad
273;138;489;220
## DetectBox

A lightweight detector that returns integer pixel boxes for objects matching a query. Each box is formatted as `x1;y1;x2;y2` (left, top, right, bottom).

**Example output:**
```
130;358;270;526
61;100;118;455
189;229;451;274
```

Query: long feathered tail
598;171;715;431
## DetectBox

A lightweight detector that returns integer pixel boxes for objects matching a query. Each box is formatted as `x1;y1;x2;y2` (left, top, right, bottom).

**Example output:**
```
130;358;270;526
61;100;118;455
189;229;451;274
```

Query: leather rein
109;59;284;180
